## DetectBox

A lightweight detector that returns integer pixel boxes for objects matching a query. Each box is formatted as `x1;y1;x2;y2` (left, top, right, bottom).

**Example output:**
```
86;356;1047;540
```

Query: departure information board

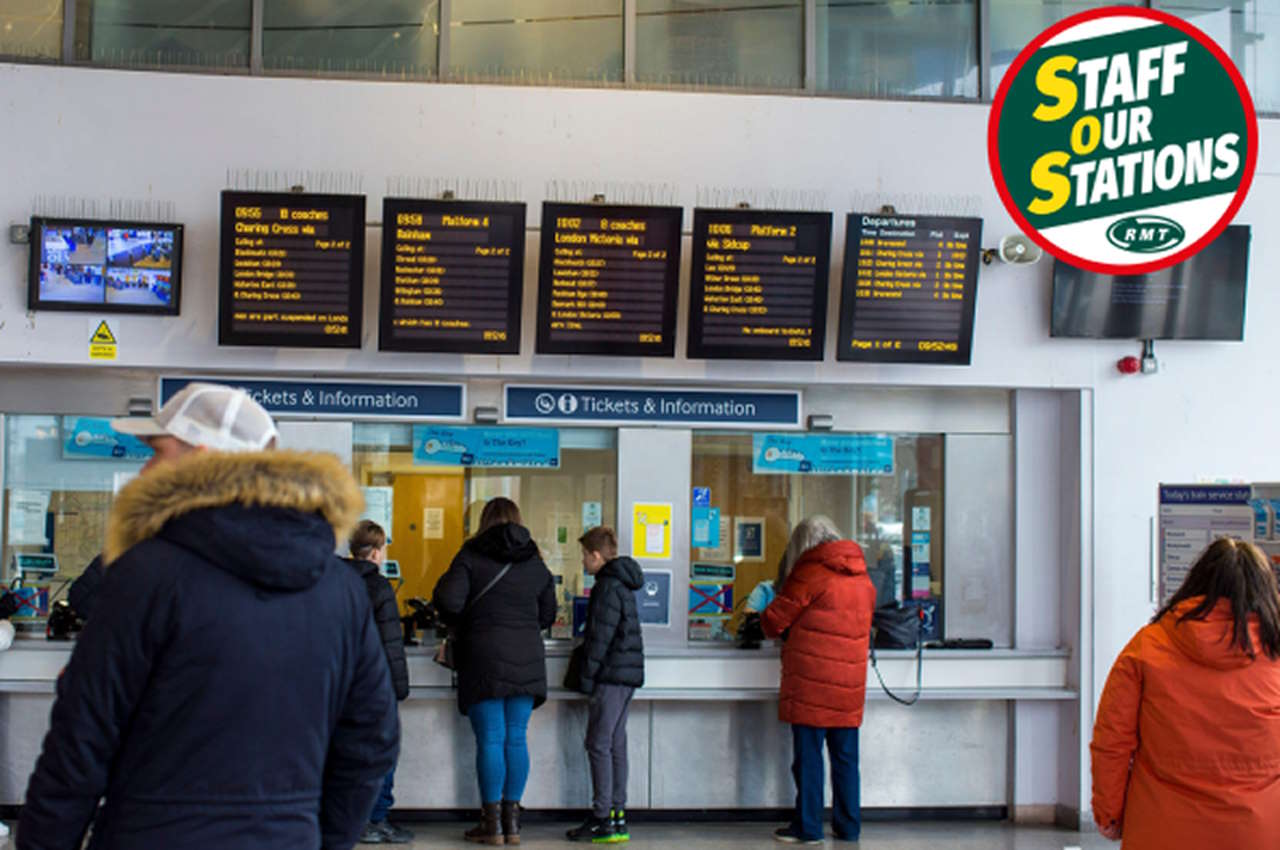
379;199;525;354
837;213;983;365
687;209;832;360
536;203;682;357
219;191;365;348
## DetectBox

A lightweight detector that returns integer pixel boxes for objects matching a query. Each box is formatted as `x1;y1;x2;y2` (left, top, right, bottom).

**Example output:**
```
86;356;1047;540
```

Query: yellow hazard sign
90;320;117;360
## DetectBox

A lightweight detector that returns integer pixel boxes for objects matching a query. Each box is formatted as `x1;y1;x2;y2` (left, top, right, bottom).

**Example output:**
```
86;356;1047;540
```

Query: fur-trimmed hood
105;451;364;591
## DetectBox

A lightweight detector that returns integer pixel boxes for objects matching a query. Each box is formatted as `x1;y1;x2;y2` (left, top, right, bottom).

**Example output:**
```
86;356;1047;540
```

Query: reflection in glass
690;432;944;642
353;425;617;637
635;0;802;90
449;0;622;84
1154;1;1278;115
817;0;977;98
264;1;439;78
75;0;251;69
3;416;147;596
0;0;62;60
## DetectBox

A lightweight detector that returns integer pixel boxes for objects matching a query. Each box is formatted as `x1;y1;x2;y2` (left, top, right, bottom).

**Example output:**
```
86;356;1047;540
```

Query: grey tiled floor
388;821;1109;849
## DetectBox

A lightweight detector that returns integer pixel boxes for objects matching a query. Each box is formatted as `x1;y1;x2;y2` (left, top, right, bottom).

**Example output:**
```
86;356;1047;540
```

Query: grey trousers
585;683;635;818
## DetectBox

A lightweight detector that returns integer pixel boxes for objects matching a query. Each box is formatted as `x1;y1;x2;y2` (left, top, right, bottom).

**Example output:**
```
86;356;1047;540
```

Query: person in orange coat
1091;537;1280;847
761;516;877;846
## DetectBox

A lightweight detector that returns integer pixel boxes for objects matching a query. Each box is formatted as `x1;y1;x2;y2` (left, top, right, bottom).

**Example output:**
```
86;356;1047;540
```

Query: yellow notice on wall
631;502;672;560
89;320;117;360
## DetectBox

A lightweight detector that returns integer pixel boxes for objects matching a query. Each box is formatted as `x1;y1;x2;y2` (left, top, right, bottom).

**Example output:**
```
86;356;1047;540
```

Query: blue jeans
468;696;535;804
791;724;861;842
370;767;396;823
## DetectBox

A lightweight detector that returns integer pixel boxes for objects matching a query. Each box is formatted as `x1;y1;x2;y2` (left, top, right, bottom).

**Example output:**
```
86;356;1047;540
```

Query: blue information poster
752;433;894;475
61;417;153;461
412;426;560;468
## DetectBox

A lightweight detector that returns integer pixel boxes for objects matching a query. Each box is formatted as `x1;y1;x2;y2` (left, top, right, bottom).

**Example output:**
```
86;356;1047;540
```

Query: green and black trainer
610;809;630;843
566;815;615;843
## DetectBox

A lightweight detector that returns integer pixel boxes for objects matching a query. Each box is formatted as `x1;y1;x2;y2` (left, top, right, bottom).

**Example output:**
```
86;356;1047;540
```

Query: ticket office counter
0;383;1075;811
0;639;1071;810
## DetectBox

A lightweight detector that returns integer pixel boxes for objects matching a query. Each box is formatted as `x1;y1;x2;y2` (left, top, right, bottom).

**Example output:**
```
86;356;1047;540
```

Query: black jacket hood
601;556;645;590
465;522;540;564
105;451;364;593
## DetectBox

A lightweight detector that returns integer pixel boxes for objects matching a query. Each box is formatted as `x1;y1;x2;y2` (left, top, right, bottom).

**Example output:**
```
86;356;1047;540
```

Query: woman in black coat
432;498;556;845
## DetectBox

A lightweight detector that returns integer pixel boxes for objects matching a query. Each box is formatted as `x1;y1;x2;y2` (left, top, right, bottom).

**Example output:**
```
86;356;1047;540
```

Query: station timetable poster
380;199;525;354
837;213;983;365
536;203;682;357
219;191;366;348
687;209;832;361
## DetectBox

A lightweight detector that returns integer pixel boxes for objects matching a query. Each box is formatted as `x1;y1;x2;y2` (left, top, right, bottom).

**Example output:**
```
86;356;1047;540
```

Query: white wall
1;63;1279;809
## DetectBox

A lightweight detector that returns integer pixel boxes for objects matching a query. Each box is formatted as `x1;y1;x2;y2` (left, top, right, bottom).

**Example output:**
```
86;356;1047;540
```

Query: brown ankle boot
465;802;503;845
501;800;522;845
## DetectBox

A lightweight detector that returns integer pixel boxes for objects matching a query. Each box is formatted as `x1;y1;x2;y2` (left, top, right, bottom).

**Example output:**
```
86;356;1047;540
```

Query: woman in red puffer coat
761;516;877;846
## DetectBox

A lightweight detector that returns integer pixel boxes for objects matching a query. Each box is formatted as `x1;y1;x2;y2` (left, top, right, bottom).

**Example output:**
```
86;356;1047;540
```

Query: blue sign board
691;506;720;548
635;570;672;626
752;433;895;475
61;417;153;461
692;487;711;507
504;385;801;427
411;426;560;468
160;377;465;421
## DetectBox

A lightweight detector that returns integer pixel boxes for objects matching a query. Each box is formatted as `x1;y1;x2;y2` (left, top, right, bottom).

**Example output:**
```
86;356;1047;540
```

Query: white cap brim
110;417;169;439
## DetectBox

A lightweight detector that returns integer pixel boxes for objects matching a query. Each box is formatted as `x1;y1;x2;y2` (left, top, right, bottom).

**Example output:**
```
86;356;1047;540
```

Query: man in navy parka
18;383;399;850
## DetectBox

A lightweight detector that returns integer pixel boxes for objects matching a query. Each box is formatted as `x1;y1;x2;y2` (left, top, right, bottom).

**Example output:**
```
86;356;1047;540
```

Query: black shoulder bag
434;562;512;671
869;603;925;706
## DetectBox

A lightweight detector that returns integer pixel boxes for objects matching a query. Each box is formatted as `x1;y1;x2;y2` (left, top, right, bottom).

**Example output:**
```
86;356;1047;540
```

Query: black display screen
219;191;366;348
1051;225;1250;340
536;203;682;357
837;213;983;365
28;217;183;315
379;199;525;354
687;209;831;361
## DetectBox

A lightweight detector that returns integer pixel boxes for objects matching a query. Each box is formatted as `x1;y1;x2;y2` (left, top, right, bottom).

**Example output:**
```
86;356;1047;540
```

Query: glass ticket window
352;425;617;636
2;415;150;625
689;431;944;642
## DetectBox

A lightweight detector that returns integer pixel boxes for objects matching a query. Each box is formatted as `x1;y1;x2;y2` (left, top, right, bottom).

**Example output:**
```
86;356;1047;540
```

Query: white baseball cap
112;382;279;452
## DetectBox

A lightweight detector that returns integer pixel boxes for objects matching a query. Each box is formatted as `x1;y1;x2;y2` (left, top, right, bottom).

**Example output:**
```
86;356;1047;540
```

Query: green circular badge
989;7;1257;274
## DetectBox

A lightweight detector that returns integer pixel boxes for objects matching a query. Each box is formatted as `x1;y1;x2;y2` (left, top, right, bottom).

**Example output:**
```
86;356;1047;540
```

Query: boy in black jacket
567;527;645;844
346;520;414;845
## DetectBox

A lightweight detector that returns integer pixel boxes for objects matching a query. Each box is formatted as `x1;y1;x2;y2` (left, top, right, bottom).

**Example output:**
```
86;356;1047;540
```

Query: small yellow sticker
90;320;117;360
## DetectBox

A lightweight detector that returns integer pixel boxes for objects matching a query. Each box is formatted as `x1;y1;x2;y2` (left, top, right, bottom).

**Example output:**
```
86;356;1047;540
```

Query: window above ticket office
687;431;945;644
635;0;804;90
815;0;978;98
74;0;251;69
263;0;439;78
447;0;624;84
0;0;62;60
1152;0;1280;115
988;0;1144;95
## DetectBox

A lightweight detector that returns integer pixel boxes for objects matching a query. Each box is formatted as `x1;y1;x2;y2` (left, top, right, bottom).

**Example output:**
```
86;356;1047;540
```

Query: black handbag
433;562;512;671
869;603;924;706
563;643;586;692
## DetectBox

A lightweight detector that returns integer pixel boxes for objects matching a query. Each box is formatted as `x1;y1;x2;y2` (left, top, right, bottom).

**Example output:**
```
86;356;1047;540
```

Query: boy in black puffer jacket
346;520;413;845
567;527;645;844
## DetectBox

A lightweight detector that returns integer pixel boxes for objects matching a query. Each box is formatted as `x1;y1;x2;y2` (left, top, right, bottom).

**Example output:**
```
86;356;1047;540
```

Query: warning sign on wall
89;321;117;360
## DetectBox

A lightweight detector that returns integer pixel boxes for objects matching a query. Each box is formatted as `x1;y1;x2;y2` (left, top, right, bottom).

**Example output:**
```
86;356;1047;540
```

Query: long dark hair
1153;537;1280;660
477;497;522;535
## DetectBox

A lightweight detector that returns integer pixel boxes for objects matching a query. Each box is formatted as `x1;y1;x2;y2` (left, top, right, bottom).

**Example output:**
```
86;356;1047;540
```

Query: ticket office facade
0;367;1084;820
